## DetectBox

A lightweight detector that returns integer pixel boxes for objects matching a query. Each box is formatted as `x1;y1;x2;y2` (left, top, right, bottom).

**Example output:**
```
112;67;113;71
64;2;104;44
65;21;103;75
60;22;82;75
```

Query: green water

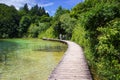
0;39;67;80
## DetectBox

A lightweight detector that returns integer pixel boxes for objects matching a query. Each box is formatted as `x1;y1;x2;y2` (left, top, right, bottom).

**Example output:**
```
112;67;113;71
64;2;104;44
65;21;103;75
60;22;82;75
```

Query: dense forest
0;0;120;80
0;3;49;38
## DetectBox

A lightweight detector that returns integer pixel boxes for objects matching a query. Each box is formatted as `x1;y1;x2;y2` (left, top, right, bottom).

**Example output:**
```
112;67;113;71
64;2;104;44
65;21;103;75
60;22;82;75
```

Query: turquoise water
0;39;67;80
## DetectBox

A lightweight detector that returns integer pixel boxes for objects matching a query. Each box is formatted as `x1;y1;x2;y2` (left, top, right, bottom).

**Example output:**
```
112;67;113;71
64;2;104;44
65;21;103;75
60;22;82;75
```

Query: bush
38;27;56;39
71;1;120;80
95;19;120;79
28;22;50;38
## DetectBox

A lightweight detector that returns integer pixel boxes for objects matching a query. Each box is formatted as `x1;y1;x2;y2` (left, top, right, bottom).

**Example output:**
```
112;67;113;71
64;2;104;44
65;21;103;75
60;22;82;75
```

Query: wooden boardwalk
48;40;92;80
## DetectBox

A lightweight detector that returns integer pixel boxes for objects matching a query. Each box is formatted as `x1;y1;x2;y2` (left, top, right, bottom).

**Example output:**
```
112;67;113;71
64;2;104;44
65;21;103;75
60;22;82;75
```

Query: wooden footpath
48;40;92;80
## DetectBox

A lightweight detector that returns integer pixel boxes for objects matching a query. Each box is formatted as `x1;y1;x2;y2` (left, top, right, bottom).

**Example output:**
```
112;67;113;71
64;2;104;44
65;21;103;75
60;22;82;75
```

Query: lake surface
0;39;67;80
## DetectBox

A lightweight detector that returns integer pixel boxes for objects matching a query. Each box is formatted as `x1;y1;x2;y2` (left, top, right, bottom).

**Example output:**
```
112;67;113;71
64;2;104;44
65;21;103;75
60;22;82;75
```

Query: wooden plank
48;40;92;80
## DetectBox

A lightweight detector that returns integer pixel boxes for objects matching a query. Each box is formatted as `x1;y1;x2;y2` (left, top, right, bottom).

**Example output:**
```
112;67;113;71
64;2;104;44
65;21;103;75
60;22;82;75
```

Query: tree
60;14;76;39
28;22;50;38
30;5;48;16
39;15;51;22
23;3;29;13
53;21;65;37
30;4;39;16
28;23;39;37
54;6;70;20
70;0;120;80
18;16;31;37
19;3;29;16
0;4;20;38
40;7;46;16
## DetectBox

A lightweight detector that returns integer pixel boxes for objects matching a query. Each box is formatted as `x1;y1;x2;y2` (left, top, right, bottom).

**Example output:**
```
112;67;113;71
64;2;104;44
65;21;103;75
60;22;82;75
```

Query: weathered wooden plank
48;40;92;80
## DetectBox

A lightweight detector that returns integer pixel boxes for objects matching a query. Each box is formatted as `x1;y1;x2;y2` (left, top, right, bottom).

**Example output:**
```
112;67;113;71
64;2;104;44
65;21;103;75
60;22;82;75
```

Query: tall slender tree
19;3;29;16
30;4;39;16
23;3;29;14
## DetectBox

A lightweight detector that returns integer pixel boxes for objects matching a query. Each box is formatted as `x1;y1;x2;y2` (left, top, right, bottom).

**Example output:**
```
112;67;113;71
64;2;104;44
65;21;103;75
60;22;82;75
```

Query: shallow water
0;39;67;80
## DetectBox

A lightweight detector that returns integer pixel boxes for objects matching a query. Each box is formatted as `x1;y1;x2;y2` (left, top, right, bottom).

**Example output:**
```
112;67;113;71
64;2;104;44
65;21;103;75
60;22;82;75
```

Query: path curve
44;39;92;80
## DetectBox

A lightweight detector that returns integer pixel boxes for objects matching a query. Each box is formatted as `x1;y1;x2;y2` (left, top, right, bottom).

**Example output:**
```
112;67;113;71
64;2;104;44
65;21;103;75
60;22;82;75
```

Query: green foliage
60;14;76;39
0;3;50;38
30;4;48;16
28;22;50;38
19;3;29;16
75;2;120;56
54;6;69;20
0;4;20;38
18;15;31;37
71;0;120;18
52;21;65;38
95;19;120;79
50;11;76;39
46;7;72;39
81;3;120;31
71;0;120;80
30;4;39;15
38;27;55;38
28;24;39;38
71;0;101;18
39;15;51;22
